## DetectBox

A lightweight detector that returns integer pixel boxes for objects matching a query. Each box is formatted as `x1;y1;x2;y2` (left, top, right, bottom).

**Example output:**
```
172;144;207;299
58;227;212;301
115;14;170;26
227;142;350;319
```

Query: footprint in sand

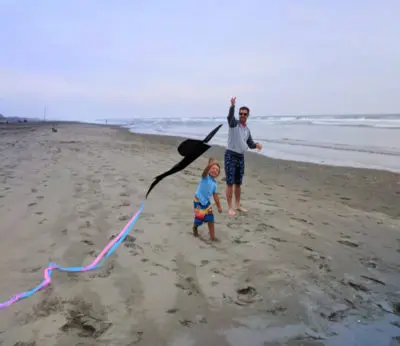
291;216;314;225
175;276;202;296
200;260;209;266
359;256;379;269
27;202;37;207
21;266;42;273
60;298;112;337
228;285;263;306
118;215;130;221
297;198;308;202
232;236;249;244
301;231;316;239
337;239;360;248
13;341;37;345
119;200;131;207
227;221;247;230
109;234;139;252
78;220;92;229
255;223;278;232
308;252;332;272
341;278;369;292
270;237;287;243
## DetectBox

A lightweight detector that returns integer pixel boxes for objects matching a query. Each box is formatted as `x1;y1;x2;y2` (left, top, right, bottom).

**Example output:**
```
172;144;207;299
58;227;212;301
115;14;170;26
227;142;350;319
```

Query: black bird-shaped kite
145;124;223;198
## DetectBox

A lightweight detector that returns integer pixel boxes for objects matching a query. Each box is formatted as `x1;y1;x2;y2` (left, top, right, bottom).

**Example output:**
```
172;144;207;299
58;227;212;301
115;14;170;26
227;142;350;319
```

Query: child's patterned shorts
193;196;214;226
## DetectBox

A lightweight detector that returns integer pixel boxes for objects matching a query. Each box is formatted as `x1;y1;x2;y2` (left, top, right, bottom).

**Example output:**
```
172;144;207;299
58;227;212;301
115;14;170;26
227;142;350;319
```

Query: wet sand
0;122;399;345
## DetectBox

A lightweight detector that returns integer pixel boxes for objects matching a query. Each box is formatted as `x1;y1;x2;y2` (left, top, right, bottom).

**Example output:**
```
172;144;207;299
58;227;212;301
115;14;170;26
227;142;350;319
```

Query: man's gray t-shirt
226;106;257;155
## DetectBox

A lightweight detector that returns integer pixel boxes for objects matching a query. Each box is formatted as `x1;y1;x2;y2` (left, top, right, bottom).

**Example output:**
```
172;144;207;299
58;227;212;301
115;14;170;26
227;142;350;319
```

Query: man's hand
256;143;263;151
218;206;223;213
230;97;236;106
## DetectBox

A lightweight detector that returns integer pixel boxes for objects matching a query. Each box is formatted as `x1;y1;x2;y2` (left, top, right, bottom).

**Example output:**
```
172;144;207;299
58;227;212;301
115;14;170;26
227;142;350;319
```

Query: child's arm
201;164;211;178
213;193;222;213
202;158;216;178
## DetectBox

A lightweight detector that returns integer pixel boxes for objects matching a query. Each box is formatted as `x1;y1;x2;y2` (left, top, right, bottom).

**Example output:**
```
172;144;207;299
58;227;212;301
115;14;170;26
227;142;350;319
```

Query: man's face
239;108;249;124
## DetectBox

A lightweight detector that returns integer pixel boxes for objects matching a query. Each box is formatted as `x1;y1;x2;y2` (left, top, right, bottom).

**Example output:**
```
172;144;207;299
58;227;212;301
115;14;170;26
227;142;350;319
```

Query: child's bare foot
236;206;248;212
228;208;236;216
192;225;199;237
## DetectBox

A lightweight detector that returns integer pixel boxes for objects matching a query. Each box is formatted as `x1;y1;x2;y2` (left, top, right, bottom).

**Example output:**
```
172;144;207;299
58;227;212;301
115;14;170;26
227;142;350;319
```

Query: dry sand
0;122;399;346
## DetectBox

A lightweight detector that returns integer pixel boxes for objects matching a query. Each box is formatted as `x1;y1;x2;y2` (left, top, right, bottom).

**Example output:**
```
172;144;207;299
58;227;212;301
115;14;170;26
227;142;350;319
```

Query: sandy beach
0;122;399;346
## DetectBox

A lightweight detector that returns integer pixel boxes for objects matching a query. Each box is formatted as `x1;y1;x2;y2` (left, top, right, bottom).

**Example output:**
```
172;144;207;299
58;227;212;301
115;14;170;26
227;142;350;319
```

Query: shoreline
0;121;399;345
4;120;399;174
123;125;400;175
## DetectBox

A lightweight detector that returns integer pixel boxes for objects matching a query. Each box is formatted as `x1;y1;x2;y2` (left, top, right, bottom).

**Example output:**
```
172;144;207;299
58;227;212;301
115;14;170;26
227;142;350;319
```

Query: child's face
209;164;220;178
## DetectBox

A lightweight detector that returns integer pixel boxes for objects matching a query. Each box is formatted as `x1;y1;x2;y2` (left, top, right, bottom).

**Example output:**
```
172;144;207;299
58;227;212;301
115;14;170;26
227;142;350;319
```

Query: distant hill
0;113;41;123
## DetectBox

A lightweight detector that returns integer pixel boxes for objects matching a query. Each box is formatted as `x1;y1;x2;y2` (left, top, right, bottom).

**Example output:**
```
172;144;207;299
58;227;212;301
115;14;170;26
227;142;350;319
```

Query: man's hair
239;106;250;115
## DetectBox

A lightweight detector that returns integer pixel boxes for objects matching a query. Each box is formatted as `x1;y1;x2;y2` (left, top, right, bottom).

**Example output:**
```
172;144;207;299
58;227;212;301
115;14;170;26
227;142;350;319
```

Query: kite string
0;203;145;311
0;123;223;311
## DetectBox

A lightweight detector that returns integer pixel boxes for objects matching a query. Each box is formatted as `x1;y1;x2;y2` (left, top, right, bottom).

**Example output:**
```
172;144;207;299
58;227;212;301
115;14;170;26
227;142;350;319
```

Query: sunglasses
239;112;248;116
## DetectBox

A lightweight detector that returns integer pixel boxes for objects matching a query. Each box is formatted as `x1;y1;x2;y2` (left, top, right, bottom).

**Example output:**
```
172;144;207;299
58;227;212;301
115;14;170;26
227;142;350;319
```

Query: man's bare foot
228;208;237;216
236;206;248;212
210;237;220;242
192;225;199;237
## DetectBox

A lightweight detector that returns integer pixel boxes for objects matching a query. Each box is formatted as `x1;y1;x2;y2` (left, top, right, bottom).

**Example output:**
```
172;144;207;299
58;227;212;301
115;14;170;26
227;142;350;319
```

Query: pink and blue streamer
0;203;145;310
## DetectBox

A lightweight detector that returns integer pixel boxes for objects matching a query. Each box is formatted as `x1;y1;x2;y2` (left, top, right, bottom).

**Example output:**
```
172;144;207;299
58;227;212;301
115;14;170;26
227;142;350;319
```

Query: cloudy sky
0;1;399;121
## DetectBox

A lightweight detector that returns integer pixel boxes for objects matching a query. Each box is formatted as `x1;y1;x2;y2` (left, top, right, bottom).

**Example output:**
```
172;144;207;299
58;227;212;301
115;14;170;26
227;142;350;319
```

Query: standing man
224;97;262;216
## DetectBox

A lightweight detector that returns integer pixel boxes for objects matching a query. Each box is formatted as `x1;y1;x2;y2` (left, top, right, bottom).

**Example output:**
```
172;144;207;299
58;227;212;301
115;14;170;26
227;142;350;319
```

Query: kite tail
0;203;145;310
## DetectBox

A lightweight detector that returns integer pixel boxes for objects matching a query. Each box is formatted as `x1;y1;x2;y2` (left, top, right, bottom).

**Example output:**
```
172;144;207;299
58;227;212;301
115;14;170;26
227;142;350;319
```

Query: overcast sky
0;1;399;121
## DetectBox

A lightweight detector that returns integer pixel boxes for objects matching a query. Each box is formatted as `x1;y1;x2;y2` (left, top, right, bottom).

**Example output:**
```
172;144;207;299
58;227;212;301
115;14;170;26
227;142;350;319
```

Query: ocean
103;114;400;173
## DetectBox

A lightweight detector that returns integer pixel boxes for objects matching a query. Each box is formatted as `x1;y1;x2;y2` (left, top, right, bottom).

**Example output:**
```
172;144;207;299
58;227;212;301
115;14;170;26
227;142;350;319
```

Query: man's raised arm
227;97;238;128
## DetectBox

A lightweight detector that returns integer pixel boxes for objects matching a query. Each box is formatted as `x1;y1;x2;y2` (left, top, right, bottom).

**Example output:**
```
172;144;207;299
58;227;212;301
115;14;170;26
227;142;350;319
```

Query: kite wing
177;124;223;156
202;124;223;143
177;139;206;157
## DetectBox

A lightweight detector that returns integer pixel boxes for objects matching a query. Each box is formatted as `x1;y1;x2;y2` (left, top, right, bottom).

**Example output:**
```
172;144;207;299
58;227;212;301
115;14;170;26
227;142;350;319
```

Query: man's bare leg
226;184;236;216
234;184;248;212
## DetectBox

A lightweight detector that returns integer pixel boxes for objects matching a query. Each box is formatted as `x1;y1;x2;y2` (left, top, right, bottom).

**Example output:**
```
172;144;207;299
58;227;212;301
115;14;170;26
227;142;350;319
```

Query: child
193;158;222;241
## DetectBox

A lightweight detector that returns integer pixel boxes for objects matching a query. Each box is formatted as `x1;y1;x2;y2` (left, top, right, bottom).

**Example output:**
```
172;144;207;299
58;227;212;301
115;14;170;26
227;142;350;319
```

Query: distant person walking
224;97;262;216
